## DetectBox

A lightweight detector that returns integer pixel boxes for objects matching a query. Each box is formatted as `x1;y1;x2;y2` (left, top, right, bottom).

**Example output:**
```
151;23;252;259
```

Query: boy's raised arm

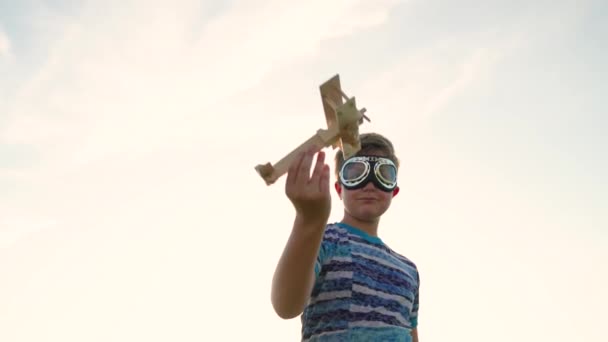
271;215;326;319
270;148;332;319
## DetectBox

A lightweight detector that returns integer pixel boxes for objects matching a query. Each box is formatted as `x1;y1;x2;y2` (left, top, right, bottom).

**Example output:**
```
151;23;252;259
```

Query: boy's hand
285;147;331;227
272;147;331;319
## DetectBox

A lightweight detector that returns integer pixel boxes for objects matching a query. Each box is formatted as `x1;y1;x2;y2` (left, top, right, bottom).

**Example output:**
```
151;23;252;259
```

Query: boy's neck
340;213;380;237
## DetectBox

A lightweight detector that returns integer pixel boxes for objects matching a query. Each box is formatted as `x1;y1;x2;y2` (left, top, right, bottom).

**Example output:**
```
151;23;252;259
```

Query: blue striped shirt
301;222;420;341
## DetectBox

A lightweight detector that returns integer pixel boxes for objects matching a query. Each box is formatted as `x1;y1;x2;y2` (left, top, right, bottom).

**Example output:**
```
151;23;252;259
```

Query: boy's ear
392;186;400;197
334;181;342;198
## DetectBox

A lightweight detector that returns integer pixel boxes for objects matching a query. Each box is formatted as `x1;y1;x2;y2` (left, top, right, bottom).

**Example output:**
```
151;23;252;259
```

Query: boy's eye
344;163;366;178
378;165;396;180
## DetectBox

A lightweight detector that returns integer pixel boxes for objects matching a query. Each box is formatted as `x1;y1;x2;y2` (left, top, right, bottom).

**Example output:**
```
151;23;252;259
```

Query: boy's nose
362;181;377;191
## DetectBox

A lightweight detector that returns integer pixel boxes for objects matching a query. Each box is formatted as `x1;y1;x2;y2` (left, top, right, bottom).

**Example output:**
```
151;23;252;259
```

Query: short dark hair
334;132;400;179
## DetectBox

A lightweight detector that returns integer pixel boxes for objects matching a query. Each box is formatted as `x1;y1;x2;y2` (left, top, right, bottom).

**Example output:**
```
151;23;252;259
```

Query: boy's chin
350;208;386;222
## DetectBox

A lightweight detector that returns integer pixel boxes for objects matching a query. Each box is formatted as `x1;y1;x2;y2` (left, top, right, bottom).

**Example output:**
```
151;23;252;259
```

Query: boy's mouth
357;197;377;201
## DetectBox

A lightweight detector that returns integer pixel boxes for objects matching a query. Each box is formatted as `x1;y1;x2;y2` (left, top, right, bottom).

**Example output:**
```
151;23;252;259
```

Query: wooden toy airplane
255;74;371;185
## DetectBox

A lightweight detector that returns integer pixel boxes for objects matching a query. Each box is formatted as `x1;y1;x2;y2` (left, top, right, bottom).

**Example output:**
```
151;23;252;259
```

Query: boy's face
334;149;400;222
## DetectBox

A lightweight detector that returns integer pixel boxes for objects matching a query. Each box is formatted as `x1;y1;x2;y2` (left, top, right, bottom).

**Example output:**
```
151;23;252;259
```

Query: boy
271;133;420;341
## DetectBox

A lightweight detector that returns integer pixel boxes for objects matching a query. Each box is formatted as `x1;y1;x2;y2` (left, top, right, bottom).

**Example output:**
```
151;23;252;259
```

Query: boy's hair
334;132;400;180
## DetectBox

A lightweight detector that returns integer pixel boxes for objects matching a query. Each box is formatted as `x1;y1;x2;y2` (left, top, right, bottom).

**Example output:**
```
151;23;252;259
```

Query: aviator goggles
339;155;398;192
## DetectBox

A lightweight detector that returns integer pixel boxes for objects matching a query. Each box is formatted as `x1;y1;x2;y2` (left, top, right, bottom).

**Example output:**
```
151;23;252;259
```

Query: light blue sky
1;1;606;341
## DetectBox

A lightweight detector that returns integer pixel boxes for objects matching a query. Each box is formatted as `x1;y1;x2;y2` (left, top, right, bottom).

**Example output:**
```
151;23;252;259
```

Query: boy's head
333;132;400;222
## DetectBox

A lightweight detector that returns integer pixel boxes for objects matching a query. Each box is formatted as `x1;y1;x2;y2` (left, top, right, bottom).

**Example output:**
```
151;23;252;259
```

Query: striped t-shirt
301;222;420;342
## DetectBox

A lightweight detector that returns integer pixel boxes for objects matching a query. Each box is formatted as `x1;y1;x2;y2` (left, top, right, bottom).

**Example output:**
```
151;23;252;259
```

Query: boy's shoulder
321;221;419;271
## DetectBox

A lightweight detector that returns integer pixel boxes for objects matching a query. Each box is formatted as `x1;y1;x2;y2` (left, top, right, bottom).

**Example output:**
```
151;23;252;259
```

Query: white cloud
0;216;57;249
351;0;588;128
0;0;405;250
0;27;10;58
1;0;405;169
421;45;502;116
354;30;526;127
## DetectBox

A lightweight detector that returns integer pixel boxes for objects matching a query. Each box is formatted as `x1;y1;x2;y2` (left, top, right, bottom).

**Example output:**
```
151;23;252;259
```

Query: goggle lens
339;156;397;191
341;162;369;182
376;163;397;184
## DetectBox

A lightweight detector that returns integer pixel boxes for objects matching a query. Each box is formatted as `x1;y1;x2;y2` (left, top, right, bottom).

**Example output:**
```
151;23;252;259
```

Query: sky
0;0;606;341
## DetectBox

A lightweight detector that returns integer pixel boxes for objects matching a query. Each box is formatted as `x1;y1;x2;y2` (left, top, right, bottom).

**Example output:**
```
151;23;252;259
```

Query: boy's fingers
297;147;315;184
310;151;325;183
319;164;330;193
287;151;305;185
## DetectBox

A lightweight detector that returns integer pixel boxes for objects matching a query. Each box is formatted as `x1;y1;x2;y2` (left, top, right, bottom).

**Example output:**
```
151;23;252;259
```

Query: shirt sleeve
314;237;328;277
410;270;420;328
314;227;334;277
